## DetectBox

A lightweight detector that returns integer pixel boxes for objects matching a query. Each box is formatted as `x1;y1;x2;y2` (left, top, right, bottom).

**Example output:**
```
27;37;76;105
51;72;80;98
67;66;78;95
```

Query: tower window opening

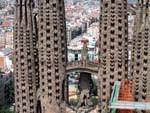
111;0;115;3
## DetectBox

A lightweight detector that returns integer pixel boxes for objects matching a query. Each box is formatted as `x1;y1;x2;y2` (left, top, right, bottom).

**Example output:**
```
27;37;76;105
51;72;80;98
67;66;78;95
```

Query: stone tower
131;0;150;112
14;0;67;113
98;0;128;112
38;0;67;113
14;0;38;113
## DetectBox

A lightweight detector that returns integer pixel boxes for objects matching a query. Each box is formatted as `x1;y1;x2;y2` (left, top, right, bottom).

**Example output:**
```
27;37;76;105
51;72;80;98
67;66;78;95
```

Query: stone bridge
66;60;98;74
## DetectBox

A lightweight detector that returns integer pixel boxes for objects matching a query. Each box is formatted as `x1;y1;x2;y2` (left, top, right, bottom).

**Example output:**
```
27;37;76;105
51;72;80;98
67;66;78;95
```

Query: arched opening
67;71;98;112
36;100;42;113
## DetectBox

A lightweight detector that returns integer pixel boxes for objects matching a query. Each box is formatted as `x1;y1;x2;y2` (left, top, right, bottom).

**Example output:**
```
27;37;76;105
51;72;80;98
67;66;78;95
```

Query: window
110;68;114;72
17;98;19;102
118;72;122;75
144;52;148;56
54;26;57;29
136;70;139;74
144;59;148;63
41;18;43;22
118;34;122;38
54;33;58;37
48;93;52;96
22;89;25;93
104;34;107;38
56;89;60;93
103;92;106;95
40;33;43;37
103;71;106;74
29;93;33;96
23;103;26;106
143;67;147;71
111;23;115;27
23;109;27;112
111;0;115;3
30;106;34;109
103;85;106;88
118;42;122;46
48;79;52;83
41;68;44;72
111;30;115;34
47;44;50;48
142;89;146;93
42;89;45;92
102;99;106;102
59;7;62;11
103;41;107;45
47;29;50;33
137;55;140;59
118;26;122;31
53;4;56;7
48;86;52;90
46;0;49;3
42;75;44;79
110;82;114;86
103;49;107;53
110;46;114;50
105;3;108;8
56;96;59;100
110;75;114;79
111;38;115;42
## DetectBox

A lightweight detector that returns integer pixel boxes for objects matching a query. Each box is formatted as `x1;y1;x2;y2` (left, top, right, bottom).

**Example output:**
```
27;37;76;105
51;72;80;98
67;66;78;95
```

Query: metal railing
109;81;150;111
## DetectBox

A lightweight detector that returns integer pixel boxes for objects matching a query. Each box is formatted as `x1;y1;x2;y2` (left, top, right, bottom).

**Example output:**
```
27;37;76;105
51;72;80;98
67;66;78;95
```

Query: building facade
38;0;67;113
14;0;37;113
98;0;128;112
131;0;150;113
14;0;67;113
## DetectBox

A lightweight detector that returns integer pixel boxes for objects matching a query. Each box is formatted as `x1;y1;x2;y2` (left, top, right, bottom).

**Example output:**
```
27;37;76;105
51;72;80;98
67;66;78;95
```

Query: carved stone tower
98;0;128;112
131;0;150;113
38;0;67;113
14;0;67;113
14;0;38;113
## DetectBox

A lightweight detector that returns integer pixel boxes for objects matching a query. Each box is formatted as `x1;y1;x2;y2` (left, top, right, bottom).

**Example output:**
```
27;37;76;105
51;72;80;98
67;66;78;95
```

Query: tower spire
14;0;38;113
131;1;150;112
98;0;128;112
38;0;67;113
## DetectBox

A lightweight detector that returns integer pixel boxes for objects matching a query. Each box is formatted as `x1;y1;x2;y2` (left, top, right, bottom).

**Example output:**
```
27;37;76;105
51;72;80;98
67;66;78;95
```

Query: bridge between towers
66;60;98;74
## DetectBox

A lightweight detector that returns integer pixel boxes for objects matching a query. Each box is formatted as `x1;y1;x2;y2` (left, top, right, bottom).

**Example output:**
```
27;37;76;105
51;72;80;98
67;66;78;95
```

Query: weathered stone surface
131;1;150;113
98;0;128;112
14;0;37;113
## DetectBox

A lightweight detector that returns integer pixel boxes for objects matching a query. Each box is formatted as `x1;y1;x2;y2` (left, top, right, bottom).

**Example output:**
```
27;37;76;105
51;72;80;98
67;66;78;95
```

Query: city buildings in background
0;0;100;73
0;48;13;71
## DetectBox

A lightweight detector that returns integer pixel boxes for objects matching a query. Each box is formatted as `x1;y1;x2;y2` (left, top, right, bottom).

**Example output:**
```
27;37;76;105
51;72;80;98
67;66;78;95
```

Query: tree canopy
0;106;15;113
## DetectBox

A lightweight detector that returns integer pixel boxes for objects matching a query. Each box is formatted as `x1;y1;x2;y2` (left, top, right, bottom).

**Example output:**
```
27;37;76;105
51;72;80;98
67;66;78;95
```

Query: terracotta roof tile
0;57;4;68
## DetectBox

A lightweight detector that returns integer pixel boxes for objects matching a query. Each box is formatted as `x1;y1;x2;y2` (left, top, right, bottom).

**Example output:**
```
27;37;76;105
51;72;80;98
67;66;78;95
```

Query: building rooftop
0;48;12;56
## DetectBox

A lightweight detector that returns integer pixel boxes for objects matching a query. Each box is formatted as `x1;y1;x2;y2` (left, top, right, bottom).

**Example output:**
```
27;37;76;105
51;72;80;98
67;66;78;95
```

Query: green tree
0;106;15;113
8;81;15;103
